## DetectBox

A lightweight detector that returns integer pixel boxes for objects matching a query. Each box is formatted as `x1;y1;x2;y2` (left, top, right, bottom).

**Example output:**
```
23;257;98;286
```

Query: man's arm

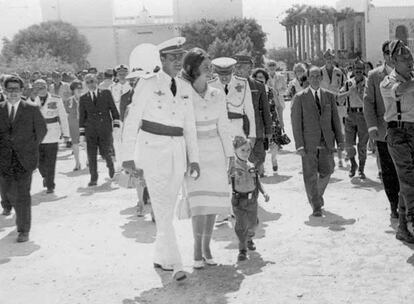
33;106;47;144
79;96;87;137
290;94;304;150
57;98;70;138
330;93;344;146
363;71;380;137
105;90;120;128
244;81;256;139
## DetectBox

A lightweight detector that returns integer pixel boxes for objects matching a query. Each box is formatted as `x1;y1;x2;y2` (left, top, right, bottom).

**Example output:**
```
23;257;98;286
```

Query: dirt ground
1;105;413;304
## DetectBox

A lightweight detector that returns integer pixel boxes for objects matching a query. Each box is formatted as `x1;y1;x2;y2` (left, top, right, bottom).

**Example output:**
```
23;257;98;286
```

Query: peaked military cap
158;37;186;55
233;54;253;65
104;68;114;77
212;57;237;75
390;40;411;58
115;64;129;71
353;59;365;70
233;136;250;149
323;49;335;59
87;67;98;74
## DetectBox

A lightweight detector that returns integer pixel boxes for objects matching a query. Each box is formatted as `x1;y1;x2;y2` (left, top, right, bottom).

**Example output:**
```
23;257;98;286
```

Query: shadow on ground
31;192;68;206
120;206;156;244
214;206;281;250
261;174;292;185
77;181;119;196
59;168;89;178
122;251;274;304
304;210;356;231
0;231;40;266
351;177;383;192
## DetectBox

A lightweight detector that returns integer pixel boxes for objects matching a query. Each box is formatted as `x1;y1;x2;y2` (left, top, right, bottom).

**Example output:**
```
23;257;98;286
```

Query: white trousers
135;131;186;270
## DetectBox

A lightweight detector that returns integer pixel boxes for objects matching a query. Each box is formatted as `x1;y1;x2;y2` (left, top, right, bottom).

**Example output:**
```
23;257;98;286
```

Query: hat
390;40;411;58
382;40;391;54
233;136;250;149
33;79;47;87
51;70;61;78
104;68;114;78
87;67;98;74
353;59;365;70
212;57;237;75
233;54;253;65
158;37;186;55
126;70;146;80
323;49;335;59
115;64;129;72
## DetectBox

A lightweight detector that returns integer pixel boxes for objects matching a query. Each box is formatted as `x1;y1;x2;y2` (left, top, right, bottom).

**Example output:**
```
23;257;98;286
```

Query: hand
189;162;200;180
368;129;379;141
296;148;306;157
79;135;86;144
264;193;270;202
227;157;235;182
113;127;121;140
63;136;70;142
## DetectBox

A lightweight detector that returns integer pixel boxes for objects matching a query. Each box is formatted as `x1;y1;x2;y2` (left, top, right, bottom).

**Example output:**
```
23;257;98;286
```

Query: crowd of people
1;36;414;282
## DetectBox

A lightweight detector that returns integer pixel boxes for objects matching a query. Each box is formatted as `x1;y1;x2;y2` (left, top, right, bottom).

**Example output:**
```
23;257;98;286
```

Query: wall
365;6;414;64
172;0;243;23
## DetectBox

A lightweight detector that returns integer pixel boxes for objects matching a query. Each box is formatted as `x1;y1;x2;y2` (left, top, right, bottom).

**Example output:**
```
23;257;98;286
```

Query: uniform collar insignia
235;83;244;92
154;90;165;96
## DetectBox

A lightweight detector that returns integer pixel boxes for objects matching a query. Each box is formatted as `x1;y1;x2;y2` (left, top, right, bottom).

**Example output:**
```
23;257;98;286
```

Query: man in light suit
363;40;400;220
291;66;344;216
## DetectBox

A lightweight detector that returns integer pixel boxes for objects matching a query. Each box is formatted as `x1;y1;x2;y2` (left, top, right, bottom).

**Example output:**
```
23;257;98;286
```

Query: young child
231;136;270;262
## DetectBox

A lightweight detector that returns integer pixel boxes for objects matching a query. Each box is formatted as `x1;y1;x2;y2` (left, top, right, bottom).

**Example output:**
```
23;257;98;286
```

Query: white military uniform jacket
33;93;70;144
122;70;199;170
209;75;256;138
110;81;131;112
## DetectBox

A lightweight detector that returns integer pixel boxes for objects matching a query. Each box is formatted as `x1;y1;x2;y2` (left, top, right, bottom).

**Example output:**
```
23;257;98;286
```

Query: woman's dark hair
252;68;269;82
70;79;83;92
365;61;374;71
182;47;209;83
4;75;24;89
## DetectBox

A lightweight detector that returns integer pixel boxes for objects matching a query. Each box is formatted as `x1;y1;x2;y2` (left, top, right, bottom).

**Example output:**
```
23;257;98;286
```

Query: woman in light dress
287;62;308;100
182;48;234;269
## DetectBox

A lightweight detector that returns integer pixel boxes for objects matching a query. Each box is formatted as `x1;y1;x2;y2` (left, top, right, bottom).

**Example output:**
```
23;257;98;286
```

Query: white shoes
193;260;204;269
203;257;217;266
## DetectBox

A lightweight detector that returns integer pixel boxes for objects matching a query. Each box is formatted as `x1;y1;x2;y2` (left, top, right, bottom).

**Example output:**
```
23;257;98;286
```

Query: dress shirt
7;100;21;119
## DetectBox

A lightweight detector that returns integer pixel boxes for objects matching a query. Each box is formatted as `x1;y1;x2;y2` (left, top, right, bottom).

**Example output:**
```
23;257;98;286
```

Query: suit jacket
363;64;388;141
79;89;120;137
248;77;272;138
119;89;134;122
291;87;343;152
0;100;47;175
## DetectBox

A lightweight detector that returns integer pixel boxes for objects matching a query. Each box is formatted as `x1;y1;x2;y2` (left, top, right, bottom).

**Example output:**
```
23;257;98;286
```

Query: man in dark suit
0;75;47;242
363;41;400;220
291;66;344;216
79;73;120;186
233;55;272;176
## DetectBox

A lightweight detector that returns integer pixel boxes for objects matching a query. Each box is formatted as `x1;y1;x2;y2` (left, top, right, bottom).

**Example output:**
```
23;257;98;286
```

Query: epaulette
234;75;247;82
141;73;157;80
380;76;392;89
207;76;218;83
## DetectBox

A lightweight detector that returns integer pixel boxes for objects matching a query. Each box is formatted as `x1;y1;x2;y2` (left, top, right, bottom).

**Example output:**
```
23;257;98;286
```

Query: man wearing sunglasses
79;73;120;186
339;60;369;179
364;40;400;220
380;40;414;243
0;75;47;242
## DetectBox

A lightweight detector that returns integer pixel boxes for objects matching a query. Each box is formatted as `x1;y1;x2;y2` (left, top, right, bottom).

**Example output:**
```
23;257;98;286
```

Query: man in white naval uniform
121;37;199;282
209;57;256;141
31;79;70;193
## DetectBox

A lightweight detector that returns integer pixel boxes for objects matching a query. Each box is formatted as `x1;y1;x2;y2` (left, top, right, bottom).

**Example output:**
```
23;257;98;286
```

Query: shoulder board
207;76;218;83
141;73;157;80
234;75;247;82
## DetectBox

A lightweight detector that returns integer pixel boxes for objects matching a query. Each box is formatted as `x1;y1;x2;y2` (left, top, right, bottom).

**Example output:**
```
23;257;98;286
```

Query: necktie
92;92;97;105
170;78;177;96
224;84;229;95
314;91;321;114
40;96;47;107
9;105;15;122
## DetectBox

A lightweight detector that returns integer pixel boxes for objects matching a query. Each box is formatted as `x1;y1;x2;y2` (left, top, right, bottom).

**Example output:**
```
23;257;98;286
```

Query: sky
0;0;411;49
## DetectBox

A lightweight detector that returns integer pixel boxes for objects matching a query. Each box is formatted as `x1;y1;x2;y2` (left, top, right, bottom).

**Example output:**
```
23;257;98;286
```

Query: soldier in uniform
110;65;131;112
380;40;414;243
339;60;369;179
121;37;200;282
320;50;346;168
233;54;272;176
364;40;400;219
49;71;71;103
209;57;256;140
79;73;120;186
31;79;70;193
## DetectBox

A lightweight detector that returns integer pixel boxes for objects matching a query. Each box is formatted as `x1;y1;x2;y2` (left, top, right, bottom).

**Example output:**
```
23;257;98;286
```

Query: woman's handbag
278;129;291;146
176;183;191;220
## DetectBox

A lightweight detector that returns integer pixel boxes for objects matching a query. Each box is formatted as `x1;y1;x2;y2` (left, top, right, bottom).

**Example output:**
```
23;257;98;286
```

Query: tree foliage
1;21;90;69
181;18;267;66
